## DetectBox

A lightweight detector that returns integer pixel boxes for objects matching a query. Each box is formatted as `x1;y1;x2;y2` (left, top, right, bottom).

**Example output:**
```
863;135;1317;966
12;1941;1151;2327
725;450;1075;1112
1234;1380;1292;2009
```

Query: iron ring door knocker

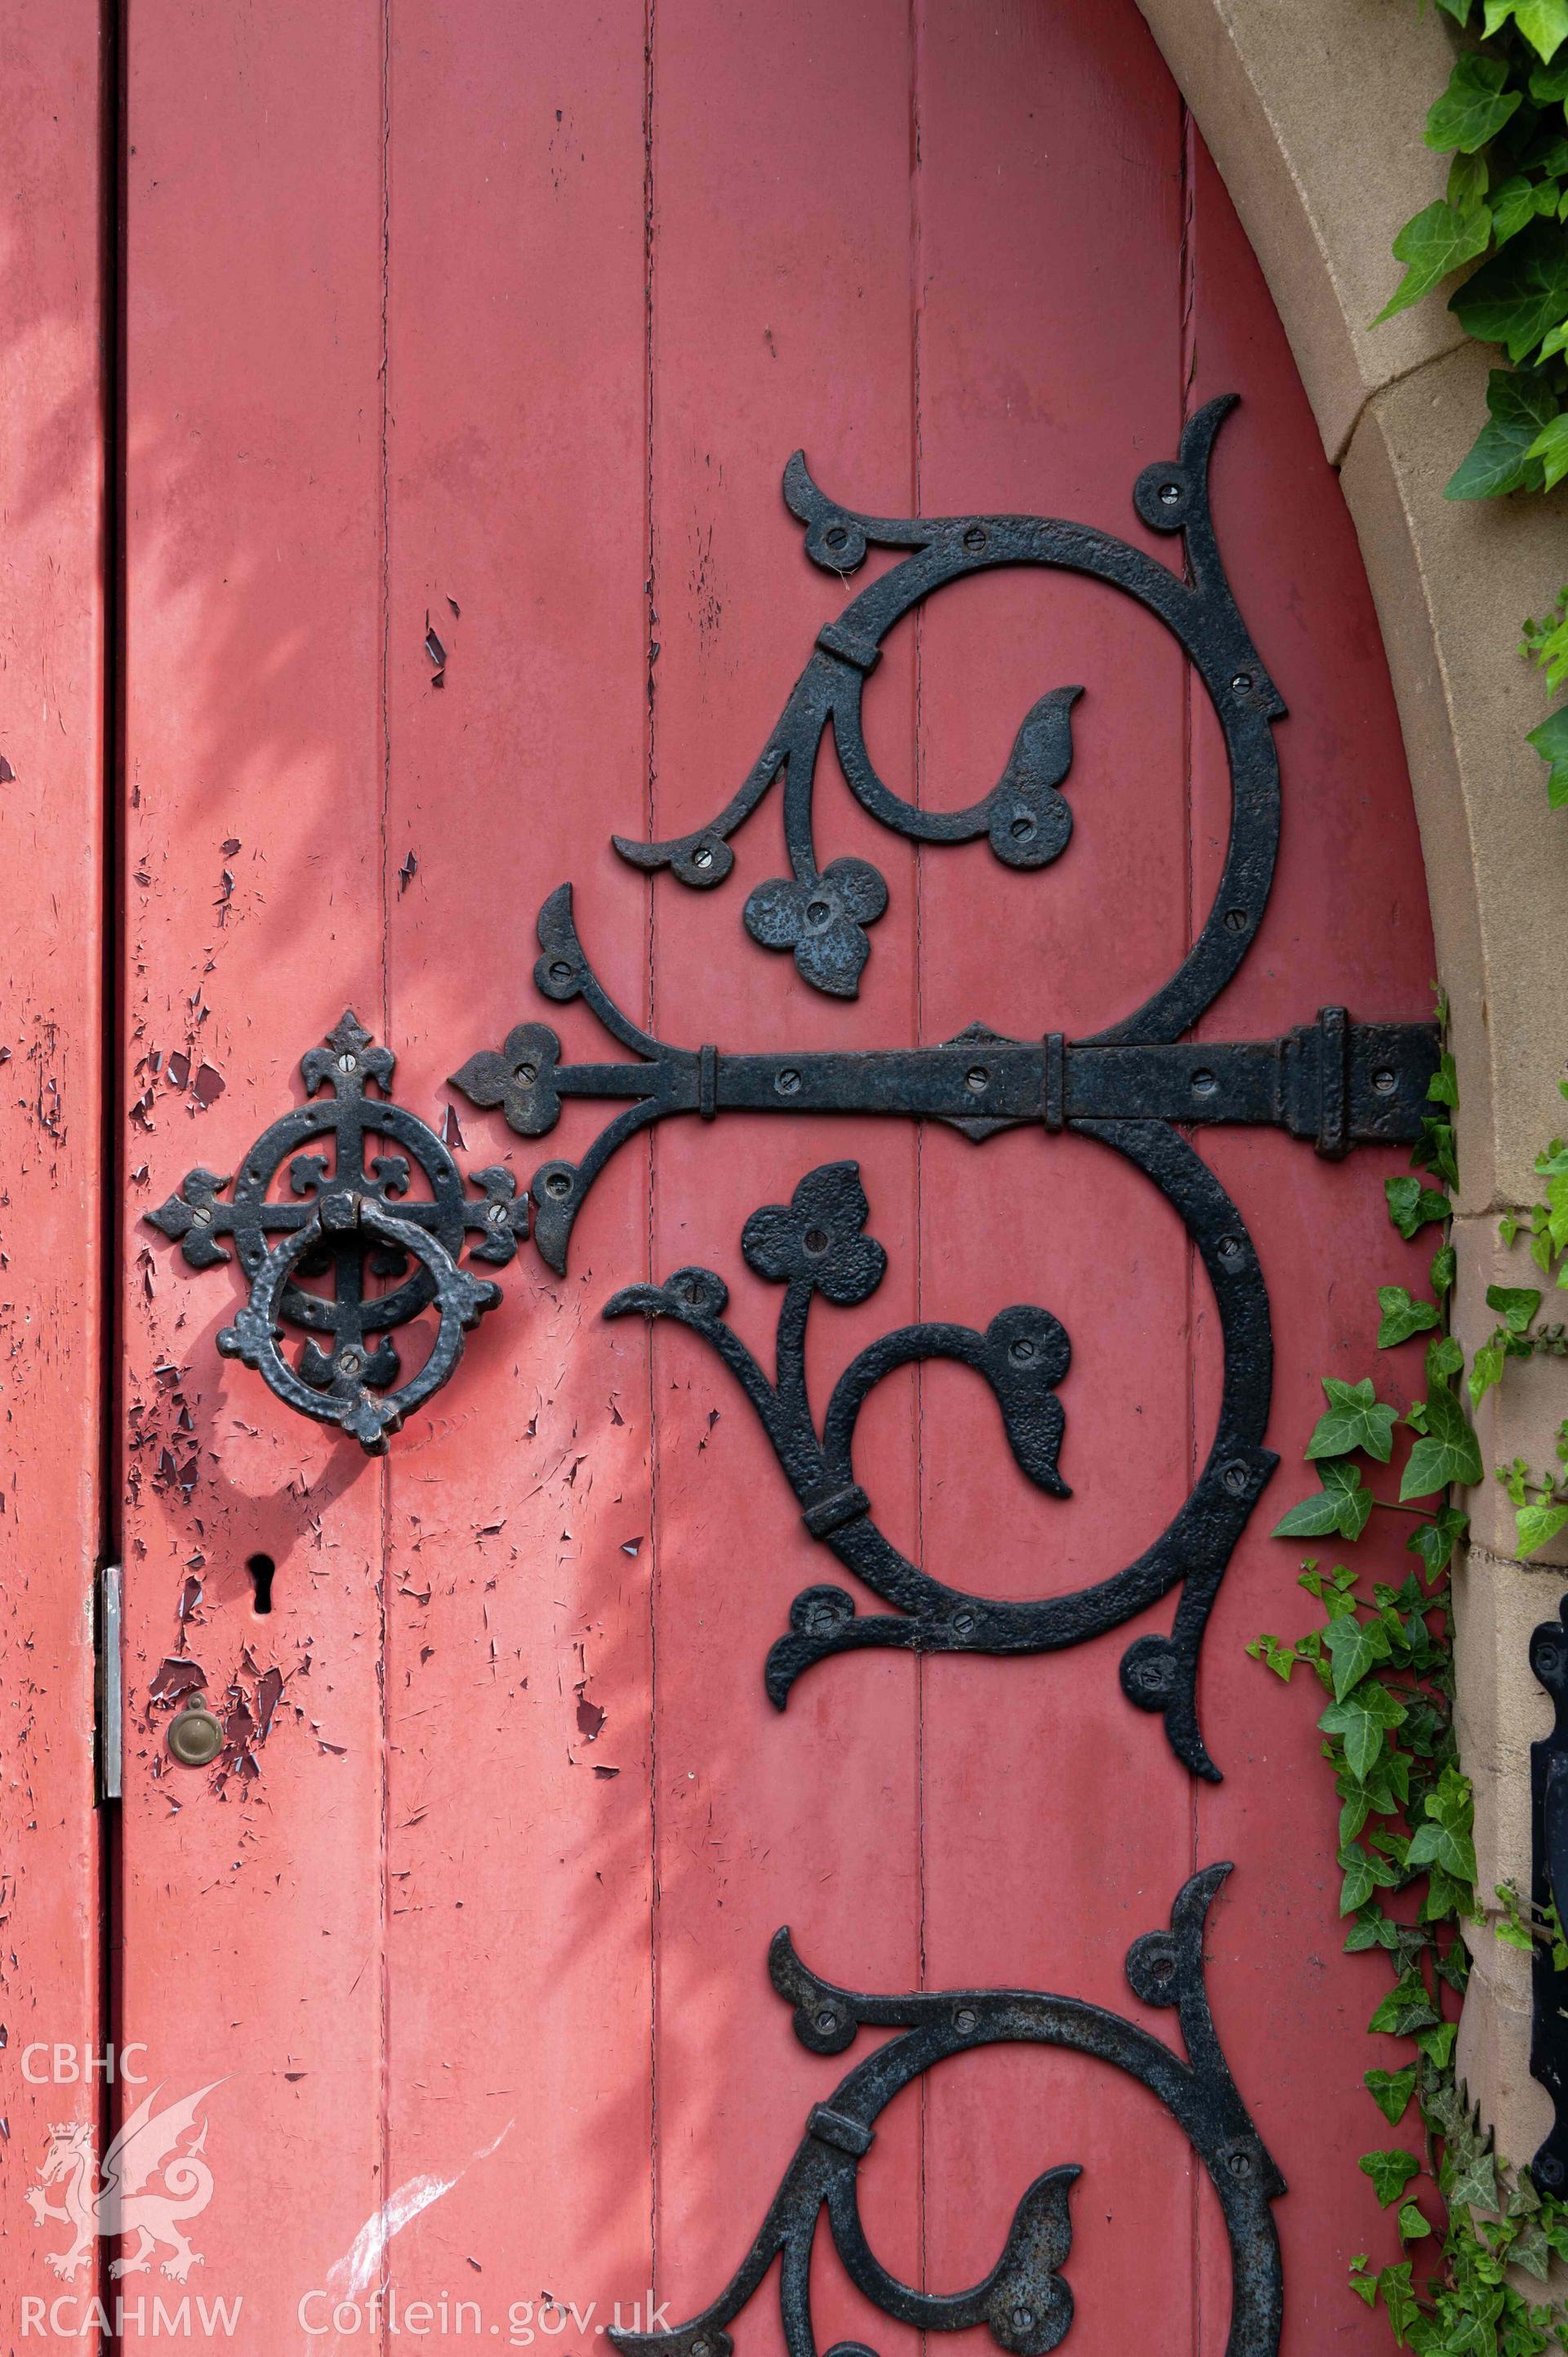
608;1867;1285;2357
147;1013;527;1450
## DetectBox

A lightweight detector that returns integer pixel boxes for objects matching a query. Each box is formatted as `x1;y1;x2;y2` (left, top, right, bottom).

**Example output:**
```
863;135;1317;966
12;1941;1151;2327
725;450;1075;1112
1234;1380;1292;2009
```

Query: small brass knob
167;1694;225;1769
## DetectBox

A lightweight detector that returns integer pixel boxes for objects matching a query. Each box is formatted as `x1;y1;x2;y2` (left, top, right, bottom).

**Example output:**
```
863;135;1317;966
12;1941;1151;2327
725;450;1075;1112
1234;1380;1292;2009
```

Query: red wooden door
7;3;1436;2351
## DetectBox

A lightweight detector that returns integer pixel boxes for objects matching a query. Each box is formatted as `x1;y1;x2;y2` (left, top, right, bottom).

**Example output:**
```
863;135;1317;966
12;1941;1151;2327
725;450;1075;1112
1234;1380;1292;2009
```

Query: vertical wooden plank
378;0;657;2310
120;6;388;2343
914;0;1201;2341
1183;127;1436;2354
0;0;105;2301
646;4;924;2347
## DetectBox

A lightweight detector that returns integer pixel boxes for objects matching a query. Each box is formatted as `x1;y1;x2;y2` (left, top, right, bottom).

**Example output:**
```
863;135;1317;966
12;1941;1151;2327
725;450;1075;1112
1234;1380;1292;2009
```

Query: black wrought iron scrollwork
145;1014;526;1449
611;396;1281;1017
1528;1595;1568;2190
604;1152;1272;1781
608;1867;1285;2357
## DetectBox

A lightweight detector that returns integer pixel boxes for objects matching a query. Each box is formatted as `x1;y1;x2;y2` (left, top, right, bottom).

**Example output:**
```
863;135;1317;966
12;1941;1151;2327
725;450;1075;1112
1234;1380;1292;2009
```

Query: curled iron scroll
612;394;1283;1031
608;1868;1285;2357
606;1150;1275;1782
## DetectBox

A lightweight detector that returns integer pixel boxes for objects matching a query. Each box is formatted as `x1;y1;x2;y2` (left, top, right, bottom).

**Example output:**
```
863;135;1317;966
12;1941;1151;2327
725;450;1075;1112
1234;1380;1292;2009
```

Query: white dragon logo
25;2082;221;2281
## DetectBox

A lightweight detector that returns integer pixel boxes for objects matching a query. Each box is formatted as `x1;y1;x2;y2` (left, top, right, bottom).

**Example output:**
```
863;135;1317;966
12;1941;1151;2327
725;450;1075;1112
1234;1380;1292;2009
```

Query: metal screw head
1221;1459;1251;1498
1191;1067;1217;1096
513;1060;538;1085
1216;1235;1245;1268
804;1226;830;1255
1009;811;1035;839
813;2008;839;2036
774;1067;802;1096
487;1202;510;1226
549;959;573;983
1152;1953;1175;1981
1223;907;1248;933
962;524;988;553
1009;1336;1036;1365
544;1170;572;1201
1013;2311;1032;2334
1540;1643;1563;1678
805;899;831;926
1158;480;1182;506
1539;2152;1565;2188
964;1066;989;1094
336;1348;364;1378
190;1203;213;1228
1227;2149;1254;2179
693;844;715;871
825;526;849;550
691;2339;711;2357
1371;1067;1396;1096
954;2007;978;2035
336;1051;358;1074
1231;671;1254;694
953;1610;977;1637
167;1696;225;1769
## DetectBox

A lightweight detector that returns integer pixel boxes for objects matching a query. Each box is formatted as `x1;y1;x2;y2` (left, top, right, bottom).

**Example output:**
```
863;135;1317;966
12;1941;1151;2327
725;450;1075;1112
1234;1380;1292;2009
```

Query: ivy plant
1253;1058;1568;2347
1379;4;1568;804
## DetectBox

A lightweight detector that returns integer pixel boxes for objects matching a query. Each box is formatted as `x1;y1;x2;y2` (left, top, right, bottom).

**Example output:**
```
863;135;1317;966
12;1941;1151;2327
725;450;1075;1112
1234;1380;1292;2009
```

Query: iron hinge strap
648;1013;1439;1147
95;1562;122;1806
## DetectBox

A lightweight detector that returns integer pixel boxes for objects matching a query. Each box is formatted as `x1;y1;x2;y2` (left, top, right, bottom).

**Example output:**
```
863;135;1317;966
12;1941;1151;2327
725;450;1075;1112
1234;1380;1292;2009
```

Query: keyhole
247;1553;276;1615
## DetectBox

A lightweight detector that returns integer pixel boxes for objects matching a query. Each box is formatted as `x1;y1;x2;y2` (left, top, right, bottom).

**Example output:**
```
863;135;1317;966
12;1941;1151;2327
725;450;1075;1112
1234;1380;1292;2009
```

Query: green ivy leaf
1443;2134;1499;2212
1325;1611;1394;1700
1526;702;1568;808
1425;1332;1465;1383
1450;149;1493;212
1406;1811;1479;1888
1527;409;1568;490
1484;0;1568;60
1510;2214;1552;2278
1427;1049;1460;1107
1377;1285;1441;1347
1487;1281;1544;1331
1431;1241;1458;1296
1408;1504;1469;1576
1386;1174;1451;1238
1308;1375;1400;1462
1374;2262;1421;2341
1375;198;1493;324
1452;221;1568;363
1517;1495;1568;1555
1401;1382;1484;1498
1365;2063;1419;2124
1339;1840;1399;1913
1323;1680;1409;1782
1469;1338;1508;1402
1426;52;1525;151
1491;169;1549;245
1275;1459;1374;1542
1395;2199;1432;2243
1446;367;1562;495
1359;2147;1423;2208
1416;2019;1459;2069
